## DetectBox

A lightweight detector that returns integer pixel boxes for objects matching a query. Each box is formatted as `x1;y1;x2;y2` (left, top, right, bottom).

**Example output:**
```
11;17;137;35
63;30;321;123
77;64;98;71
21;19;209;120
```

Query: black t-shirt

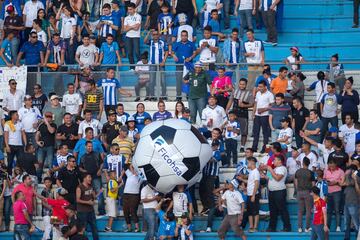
292;106;310;133
80;152;102;178
57;123;79;150
147;1;162;30
17;152;38;176
38;122;57;147
101;121;121;145
4;15;23;37
176;0;194;13
328;150;349;171
57;167;81;195
32;94;48;114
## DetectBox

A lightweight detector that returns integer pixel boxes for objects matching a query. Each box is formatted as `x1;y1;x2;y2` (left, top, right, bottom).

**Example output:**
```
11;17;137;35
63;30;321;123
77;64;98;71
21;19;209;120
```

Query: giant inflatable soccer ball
133;119;212;193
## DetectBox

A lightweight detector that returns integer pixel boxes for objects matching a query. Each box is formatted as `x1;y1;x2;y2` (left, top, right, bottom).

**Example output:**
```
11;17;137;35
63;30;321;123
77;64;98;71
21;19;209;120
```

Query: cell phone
177;218;182;225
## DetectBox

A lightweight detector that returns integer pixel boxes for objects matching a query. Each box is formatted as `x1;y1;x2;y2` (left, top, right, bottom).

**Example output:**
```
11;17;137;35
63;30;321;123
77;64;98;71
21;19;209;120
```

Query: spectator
16;27;44;67
18;95;41;146
76;173;99;240
303;109;322;145
252;80;274;153
297;141;320;171
222;28;242;72
43;33;66;67
266;155;291;232
288;71;305;100
327;138;348;171
74;66;94;96
195;25;218;70
183;62;211;124
172;13;196;43
144;29;168;100
116;103;130;125
97;4;118;43
56;113;80;152
208;9;225;42
63;83;83;117
261;0;279;46
270;66;288;95
140;183;159;239
217;179;246;240
156;198;176;239
174;101;185;119
291;97;310;148
300;134;335;167
210;66;233;109
124;3;141;69
123;165;141;232
153;100;173;121
145;0;163;30
12;190;35;240
253;64;277;96
112;126;135;164
74;127;105;163
325;53;346;91
42;94;65;127
12;174;36;217
83;81;104;120
97;68;132;114
284;47;304;71
315;170;329;201
103;143;126;181
339;114;359;155
49;144;71;178
201;0;222;28
277;117;293;153
286;147;300;184
104;169;122;232
269;93;291;142
56;155;81;204
171;0;197;24
338;77;359;124
32;84;48;114
2;79;25;116
168;184;193;220
75;34;99;68
320;82;339;135
99;33;122;65
324;160;345;232
40;177;53;240
201;96;227;137
226;78;254;152
245;157;260;232
101;110;122;150
157;2;173;54
4;111;26;175
294;157;315;233
22;0;44;40
17;144;38;181
79;141;105;215
134;52;150;101
133;103;152;133
311;186;329;240
243;29;264;90
224;111;240;166
3;5;24;61
306;71;328;117
234;0;253;39
31;19;47;46
0;31;15;67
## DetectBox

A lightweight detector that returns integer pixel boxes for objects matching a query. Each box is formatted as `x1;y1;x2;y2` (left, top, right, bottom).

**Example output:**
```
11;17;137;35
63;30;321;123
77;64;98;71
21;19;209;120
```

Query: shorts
106;197;117;218
238;117;248;135
161;35;172;46
247;193;260;216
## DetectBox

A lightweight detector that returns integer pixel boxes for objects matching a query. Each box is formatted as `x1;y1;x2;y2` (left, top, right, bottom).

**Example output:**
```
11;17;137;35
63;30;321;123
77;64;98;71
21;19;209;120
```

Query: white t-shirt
76;44;98;66
31;29;47;46
296;151;320;170
4;121;24;146
286;157;300;175
2;90;25;112
317;143;334;166
23;1;44;27
239;0;253;10
244;39;264;64
268;165;287;191
172;191;190;217
78;119;102;137
255;90;274;116
60;14;76;39
201;105;227;130
124;169;141;194
140;185;158;209
199;38;217;63
247;168;260;196
222;190;244;215
124;13;141;38
18;106;41;133
287;55;303;71
278;127;293;152
205;0;220;12
62;93;82;115
339;124;359;154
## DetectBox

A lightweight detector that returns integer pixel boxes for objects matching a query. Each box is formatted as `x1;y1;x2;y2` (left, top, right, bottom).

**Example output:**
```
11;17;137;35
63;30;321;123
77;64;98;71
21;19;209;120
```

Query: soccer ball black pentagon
133;119;212;193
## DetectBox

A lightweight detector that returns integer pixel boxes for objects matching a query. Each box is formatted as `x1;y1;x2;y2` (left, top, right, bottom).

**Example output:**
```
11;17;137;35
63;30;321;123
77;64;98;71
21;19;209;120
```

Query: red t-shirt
47;198;70;224
12;184;35;215
13;200;28;225
267;152;286;168
313;197;326;225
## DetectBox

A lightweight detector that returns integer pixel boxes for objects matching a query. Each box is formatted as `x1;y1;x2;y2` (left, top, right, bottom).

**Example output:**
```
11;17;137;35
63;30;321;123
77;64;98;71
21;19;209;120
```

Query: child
126;117;139;143
50;144;71;178
196;25;218;70
315;169;328;201
208;9;225;41
168;185;193;221
224;111;240;166
41;177;54;240
156;198;176;239
134;52;150;101
144;117;152;126
98;4;117;43
157;3;173;55
104;170;122;232
32;19;47;46
174;215;194;240
180;108;191;123
311;186;329;240
103;143;126;180
201;0;222;28
277;117;293;156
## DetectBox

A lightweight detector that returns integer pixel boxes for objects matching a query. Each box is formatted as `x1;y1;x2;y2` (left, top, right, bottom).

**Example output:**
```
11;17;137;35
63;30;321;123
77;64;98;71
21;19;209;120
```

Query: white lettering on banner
0;66;28;100
153;136;187;176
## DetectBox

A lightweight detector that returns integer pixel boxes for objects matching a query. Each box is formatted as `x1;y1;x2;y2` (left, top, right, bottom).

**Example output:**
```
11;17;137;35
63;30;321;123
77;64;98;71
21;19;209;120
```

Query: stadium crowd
0;0;359;240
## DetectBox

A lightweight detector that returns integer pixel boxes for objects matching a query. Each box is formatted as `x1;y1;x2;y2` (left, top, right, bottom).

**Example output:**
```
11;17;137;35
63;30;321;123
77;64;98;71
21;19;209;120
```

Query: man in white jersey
103;143;126;180
124;3;141;69
243;29;264;90
18;95;41;146
62;83;82;116
78;110;102;138
194;25;218;70
168;185;193;219
339;114;359;154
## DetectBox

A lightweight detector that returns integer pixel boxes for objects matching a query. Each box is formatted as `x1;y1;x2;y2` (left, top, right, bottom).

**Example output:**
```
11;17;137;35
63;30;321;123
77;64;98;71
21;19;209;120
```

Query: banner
0;66;28;100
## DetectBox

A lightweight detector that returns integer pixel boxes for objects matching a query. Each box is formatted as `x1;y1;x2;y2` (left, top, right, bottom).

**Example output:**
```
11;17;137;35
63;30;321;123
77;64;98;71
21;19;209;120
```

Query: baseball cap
57;187;68;196
6;5;15;13
108;110;116;116
50;95;60;101
194;61;202;68
290;46;299;52
126;116;136;123
24;95;32;101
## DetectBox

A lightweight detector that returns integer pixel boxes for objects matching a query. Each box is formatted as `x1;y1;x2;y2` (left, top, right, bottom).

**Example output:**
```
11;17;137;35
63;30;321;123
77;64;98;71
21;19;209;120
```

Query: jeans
77;211;99;240
239;9;253;38
6;145;23;175
175;65;184;98
125;37;140;69
271;129;281;143
88;0;100;20
37;146;54;169
14;224;31;240
25;132;36;146
252;115;270;151
4;195;12;230
63;38;75;64
262;10;277;42
327;190;342;228
143;208;157;240
311;224;325;240
92;177;105;215
294;132;303;148
297;190;313;229
268;189;291;231
225;138;238;165
10;37;20;62
223;0;231;28
321;116;338;139
344;203;359;239
199;175;216;210
188;97;207;124
149;65;166;98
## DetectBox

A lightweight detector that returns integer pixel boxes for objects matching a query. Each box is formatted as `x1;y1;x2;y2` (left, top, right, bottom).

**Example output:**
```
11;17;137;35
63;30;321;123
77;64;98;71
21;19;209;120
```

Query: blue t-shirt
74;138;104;163
133;112;152;133
99;14;116;37
20;41;44;65
172;40;196;64
208;19;220;41
100;42;120;64
158;210;176;237
112;9;124;28
153;111;172;121
157;13;173;35
0;39;12;65
305;120;323;143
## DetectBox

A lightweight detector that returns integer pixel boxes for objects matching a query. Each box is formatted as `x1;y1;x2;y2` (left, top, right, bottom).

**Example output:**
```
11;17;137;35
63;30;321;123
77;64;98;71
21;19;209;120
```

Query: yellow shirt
112;136;135;164
107;179;118;199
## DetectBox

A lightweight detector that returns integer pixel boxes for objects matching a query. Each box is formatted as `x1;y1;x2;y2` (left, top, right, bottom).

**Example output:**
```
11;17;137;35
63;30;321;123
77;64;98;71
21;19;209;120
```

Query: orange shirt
313;197;326;225
270;77;288;95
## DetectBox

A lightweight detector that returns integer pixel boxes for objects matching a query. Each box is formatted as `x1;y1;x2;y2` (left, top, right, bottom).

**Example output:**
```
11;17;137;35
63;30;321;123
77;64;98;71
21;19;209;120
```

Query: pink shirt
12;184;35;215
324;167;345;193
211;76;232;97
13;200;28;225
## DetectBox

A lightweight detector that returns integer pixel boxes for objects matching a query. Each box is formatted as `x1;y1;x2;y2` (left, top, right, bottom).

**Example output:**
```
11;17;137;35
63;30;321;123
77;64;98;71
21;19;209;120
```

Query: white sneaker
298;228;303;233
336;226;341;232
305;228;312;232
206;227;212;232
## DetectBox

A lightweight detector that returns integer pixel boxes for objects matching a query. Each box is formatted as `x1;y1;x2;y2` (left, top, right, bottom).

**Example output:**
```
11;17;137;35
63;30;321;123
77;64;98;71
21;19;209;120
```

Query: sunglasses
11;82;17;85
31;35;38;38
114;148;120;151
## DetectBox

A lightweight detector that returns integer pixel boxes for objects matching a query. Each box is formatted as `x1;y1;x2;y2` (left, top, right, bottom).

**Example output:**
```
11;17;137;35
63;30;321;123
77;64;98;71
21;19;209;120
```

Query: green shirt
184;70;211;99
